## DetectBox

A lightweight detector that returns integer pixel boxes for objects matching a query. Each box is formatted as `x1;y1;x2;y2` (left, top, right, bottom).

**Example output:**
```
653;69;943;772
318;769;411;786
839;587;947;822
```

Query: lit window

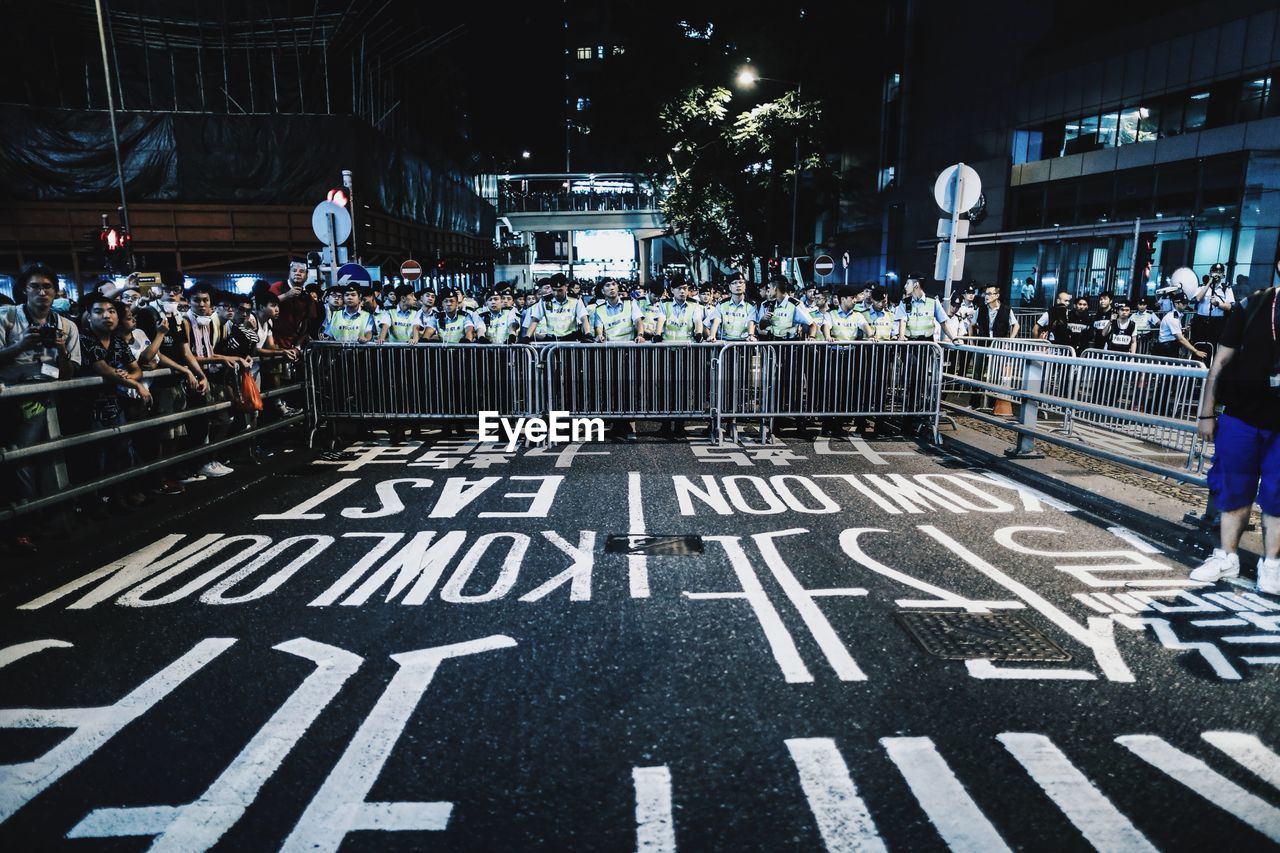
576;47;592;60
1237;77;1271;122
576;98;591;111
878;166;896;191
612;45;626;55
597;45;605;59
884;72;901;103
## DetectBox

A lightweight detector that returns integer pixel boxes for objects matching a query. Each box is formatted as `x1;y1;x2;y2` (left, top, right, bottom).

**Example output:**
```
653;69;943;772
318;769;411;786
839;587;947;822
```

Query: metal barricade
541;342;719;421
944;338;1075;420
718;341;943;433
941;341;1210;484
1076;349;1209;455
305;342;539;422
1015;309;1043;338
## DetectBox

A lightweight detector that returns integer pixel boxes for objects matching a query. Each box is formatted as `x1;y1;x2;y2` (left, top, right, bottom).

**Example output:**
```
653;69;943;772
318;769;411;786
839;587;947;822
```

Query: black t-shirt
1216;288;1280;430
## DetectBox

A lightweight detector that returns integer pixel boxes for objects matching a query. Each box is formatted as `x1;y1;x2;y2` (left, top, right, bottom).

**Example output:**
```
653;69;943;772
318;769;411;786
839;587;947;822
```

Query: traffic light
98;214;132;272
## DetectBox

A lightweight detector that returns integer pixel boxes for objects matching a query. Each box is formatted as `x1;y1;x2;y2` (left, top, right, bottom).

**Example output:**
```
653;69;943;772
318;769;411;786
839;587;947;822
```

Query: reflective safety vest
383;309;417;342
329;309;371;342
662;300;701;341
435;310;470;343
811;310;831;341
718;299;754;340
638;297;665;336
594;301;636;341
767;298;805;340
479;308;514;343
828;308;865;342
902;297;939;339
866;308;895;341
539;297;581;337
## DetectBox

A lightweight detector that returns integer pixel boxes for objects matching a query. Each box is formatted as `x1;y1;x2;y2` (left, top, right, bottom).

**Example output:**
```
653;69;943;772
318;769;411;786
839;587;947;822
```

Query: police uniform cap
870;286;888;301
835;285;858;299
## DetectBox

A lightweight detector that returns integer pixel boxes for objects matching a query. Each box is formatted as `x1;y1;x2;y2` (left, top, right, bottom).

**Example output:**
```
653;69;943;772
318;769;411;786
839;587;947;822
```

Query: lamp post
736;66;803;278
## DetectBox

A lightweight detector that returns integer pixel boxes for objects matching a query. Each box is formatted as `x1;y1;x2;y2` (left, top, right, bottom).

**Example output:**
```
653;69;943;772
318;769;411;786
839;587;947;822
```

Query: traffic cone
993;398;1013;417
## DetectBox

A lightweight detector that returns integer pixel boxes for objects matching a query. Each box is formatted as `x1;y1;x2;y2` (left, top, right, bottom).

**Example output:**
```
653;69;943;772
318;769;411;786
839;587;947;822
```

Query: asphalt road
2;427;1278;851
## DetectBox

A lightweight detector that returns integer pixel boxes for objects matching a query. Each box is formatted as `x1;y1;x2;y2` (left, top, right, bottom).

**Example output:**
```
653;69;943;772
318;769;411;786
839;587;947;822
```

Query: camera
37;326;58;347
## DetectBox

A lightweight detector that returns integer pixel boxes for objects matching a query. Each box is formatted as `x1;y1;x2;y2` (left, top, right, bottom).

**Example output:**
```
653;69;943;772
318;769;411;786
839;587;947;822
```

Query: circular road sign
311;201;352;245
401;259;423;282
336;262;372;286
813;255;835;277
933;164;982;214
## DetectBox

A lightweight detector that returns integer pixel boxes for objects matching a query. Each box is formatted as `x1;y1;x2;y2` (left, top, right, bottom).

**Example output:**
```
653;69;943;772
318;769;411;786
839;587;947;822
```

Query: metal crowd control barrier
944;337;1076;422
541;342;718;421
719;341;943;440
1074;349;1209;455
1015;310;1043;338
305;342;540;426
941;341;1210;484
0;358;305;521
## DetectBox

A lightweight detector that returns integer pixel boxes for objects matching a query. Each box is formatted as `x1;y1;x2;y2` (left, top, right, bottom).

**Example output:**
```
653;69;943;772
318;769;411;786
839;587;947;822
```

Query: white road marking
0;639;236;823
879;736;1010;853
1201;732;1280;792
1118;734;1280;841
68;639;362;850
691;537;812;683
633;766;676;852
1107;526;1161;554
965;660;1095;680
256;478;359;520
280;635;517;853
785;738;887;853
629;471;649;598
998;733;1156;852
0;639;72;669
752;529;867;681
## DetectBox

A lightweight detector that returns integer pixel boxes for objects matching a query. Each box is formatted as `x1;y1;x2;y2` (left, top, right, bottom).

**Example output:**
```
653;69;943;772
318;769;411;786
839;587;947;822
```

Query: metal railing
1;358;305;520
941;341;1210;484
306;341;944;441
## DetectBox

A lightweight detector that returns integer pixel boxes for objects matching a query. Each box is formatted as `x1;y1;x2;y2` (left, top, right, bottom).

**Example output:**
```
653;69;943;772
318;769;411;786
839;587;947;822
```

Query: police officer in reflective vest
593;281;642;342
526;274;588;342
636;280;667;342
715;277;757;342
756;277;816;341
895;275;951;342
661;280;705;343
476;289;518;344
865;287;895;341
376;285;420;344
324;284;374;343
420;289;476;343
828;286;870;341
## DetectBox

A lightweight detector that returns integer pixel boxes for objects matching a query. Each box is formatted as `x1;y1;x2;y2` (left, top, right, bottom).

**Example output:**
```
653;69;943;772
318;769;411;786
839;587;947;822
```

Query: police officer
756;277;816;341
1091;291;1116;348
592;280;642;342
808;289;832;341
526;274;588;342
420;288;476;343
477;289;519;344
1064;295;1095;354
714;277;757;342
1105;301;1138;354
662;280;706;343
895;275;951;342
376;285;420;344
1132;298;1159;353
323;284;374;343
1192;261;1234;346
636;280;667;342
864;287;895;341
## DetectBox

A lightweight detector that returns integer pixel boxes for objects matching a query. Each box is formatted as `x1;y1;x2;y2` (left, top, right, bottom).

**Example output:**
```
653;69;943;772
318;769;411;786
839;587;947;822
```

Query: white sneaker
199;461;233;478
179;472;207;484
1257;557;1280;596
1189;548;1240;582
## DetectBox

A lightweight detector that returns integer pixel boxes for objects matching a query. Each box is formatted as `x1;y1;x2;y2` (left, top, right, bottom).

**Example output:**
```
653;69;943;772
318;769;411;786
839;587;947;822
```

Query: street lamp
521;150;531;159
734;65;803;277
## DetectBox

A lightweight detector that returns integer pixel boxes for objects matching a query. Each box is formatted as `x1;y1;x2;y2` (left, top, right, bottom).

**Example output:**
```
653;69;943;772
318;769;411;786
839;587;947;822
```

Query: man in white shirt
1192;261;1234;346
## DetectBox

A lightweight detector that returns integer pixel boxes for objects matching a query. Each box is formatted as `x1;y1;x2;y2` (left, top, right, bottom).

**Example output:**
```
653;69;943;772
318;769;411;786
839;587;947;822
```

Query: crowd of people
0;262;305;553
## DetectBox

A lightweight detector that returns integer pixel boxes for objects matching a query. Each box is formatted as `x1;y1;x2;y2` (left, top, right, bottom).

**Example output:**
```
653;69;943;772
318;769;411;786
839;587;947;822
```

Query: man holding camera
1191;263;1280;593
1192;261;1234;347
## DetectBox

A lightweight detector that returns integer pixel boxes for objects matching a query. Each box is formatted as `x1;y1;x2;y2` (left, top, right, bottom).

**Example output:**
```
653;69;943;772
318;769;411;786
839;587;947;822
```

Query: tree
656;83;826;282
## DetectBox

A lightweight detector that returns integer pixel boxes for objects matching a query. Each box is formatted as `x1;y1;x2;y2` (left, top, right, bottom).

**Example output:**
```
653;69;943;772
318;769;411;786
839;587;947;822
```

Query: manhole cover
895;612;1072;661
605;535;705;556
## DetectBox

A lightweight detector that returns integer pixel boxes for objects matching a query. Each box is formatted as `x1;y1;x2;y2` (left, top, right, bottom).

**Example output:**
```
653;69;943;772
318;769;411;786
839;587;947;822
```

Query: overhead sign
813;255;834;277
933;164;982;214
311;201;352;245
335;263;372;287
401;260;423;282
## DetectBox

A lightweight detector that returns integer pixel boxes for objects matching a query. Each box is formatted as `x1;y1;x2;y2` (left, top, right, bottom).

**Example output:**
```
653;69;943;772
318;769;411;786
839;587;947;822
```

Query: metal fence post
1005;355;1044;459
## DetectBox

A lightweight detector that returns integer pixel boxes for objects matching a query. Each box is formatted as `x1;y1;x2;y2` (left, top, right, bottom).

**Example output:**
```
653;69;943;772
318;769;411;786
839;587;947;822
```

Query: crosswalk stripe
998;733;1156;852
1202;732;1280;792
786;738;887;853
880;737;1010;853
1118;735;1280;841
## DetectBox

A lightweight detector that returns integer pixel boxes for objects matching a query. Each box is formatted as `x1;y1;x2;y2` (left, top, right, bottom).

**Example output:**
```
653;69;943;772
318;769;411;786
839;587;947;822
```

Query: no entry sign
813;255;835;277
400;259;423;282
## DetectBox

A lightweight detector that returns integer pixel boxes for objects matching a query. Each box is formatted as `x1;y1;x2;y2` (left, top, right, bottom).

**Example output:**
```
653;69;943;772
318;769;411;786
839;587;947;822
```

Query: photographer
1190;263;1280;593
1192;261;1234;347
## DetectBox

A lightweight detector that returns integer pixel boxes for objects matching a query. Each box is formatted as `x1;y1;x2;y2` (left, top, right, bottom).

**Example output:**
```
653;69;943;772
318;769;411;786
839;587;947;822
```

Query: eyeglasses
26;281;57;291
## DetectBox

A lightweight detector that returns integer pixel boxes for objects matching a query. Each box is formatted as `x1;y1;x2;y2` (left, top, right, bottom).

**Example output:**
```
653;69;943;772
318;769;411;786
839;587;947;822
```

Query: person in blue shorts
1192;262;1280;594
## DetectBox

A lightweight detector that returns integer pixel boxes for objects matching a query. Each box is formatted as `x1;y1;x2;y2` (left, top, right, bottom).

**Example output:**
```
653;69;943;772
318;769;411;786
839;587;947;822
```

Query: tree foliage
655;83;827;277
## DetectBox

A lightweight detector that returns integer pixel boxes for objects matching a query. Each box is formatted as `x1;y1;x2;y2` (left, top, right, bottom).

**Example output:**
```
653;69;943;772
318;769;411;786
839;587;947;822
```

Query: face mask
52;298;71;312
